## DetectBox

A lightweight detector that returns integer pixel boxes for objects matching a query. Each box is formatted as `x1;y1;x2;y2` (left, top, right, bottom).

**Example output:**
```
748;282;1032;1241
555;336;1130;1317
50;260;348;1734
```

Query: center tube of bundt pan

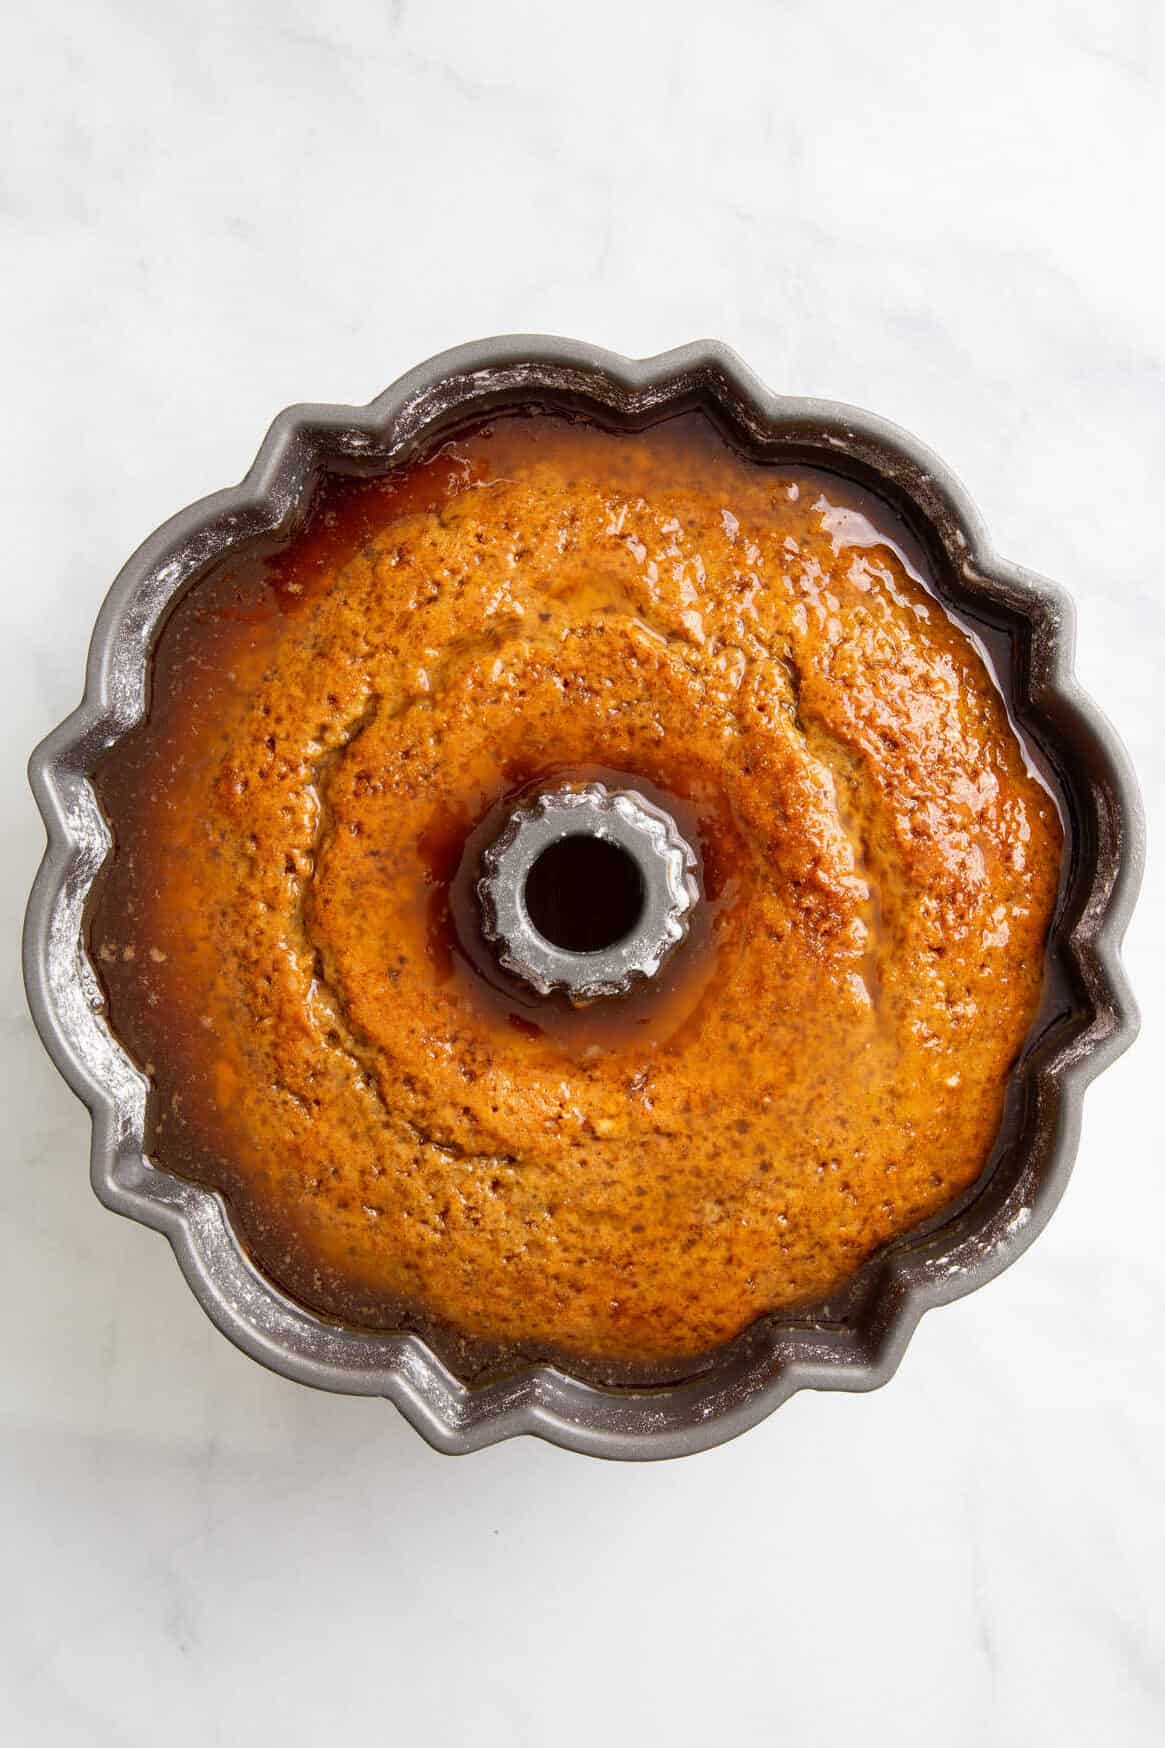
477;783;699;1005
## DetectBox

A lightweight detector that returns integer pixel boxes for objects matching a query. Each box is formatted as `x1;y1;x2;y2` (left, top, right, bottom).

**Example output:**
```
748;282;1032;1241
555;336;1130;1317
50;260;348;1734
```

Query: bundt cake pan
23;337;1143;1459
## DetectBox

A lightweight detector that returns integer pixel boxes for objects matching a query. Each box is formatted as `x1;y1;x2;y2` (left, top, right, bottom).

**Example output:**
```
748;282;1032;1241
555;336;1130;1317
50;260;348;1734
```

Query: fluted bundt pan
23;338;1143;1458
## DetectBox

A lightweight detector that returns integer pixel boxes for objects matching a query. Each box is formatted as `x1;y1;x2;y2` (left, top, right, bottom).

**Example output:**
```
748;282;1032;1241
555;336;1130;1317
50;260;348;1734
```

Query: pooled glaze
91;411;1061;1381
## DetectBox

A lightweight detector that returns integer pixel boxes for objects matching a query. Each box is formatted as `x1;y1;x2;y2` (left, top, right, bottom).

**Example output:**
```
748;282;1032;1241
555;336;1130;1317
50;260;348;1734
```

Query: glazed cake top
92;410;1061;1382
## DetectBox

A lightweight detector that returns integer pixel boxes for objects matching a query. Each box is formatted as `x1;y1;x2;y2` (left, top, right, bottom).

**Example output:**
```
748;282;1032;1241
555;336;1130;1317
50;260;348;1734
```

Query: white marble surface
3;1;1164;1741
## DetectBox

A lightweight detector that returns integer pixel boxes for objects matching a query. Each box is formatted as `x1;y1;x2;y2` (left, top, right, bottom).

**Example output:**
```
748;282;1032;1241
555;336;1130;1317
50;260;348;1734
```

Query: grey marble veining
2;2;1163;1744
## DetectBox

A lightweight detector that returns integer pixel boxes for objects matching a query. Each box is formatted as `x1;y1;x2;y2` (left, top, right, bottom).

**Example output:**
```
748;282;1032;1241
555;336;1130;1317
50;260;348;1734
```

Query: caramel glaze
90;410;1062;1383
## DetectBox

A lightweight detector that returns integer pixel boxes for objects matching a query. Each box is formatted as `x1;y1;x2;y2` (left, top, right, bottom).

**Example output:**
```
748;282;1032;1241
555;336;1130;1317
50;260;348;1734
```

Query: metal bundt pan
23;337;1144;1459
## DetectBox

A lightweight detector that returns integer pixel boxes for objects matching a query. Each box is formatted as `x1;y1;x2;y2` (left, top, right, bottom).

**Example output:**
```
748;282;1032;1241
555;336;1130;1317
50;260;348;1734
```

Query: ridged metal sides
22;337;1144;1459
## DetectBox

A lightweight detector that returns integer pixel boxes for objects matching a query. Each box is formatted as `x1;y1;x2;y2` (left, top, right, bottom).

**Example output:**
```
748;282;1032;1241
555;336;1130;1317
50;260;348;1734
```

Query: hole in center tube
523;835;645;954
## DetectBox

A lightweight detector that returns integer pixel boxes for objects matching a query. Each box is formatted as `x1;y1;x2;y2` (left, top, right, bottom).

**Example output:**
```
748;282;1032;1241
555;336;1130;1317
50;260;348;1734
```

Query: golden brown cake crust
92;411;1061;1379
